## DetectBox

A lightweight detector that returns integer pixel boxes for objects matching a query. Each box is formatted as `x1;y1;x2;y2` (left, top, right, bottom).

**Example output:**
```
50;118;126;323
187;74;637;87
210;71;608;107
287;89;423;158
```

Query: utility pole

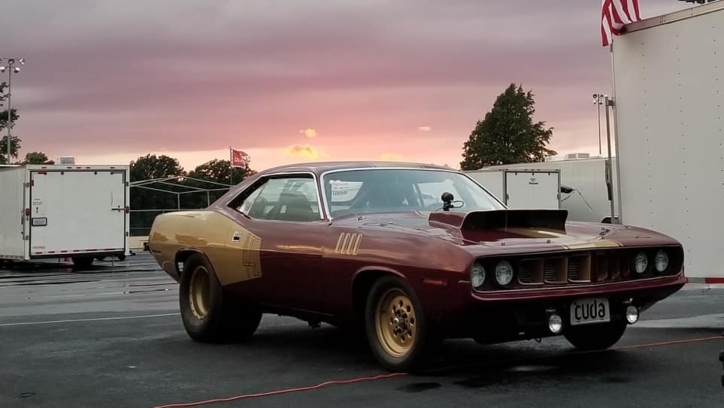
0;57;25;164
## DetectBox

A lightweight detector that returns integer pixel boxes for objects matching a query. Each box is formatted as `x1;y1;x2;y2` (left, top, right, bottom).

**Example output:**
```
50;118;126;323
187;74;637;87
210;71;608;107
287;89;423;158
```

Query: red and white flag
230;147;251;168
601;0;642;47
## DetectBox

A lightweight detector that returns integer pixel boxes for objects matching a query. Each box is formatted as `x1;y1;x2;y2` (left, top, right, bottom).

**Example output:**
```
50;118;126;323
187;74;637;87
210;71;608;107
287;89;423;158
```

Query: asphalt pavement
1;253;723;408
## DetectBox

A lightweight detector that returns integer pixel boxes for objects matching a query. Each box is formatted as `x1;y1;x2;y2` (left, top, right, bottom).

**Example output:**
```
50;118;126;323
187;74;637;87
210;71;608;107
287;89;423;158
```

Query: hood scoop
429;209;568;232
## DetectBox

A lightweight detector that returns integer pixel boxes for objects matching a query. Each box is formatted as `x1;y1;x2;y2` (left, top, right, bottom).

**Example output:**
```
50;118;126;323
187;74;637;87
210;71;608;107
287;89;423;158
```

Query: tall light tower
0;57;24;164
592;93;604;156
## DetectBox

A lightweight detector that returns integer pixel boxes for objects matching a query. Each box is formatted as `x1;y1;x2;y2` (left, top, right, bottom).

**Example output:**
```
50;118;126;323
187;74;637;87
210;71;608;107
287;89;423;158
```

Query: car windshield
321;168;506;218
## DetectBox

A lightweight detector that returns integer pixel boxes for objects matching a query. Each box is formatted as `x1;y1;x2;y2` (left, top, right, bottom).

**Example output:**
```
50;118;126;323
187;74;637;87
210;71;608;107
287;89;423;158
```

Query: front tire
564;320;627;351
364;275;433;372
179;253;262;343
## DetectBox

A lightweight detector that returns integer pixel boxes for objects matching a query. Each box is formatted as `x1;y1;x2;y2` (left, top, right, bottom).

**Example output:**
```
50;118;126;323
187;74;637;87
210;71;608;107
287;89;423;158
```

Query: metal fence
129;208;188;236
129;176;234;236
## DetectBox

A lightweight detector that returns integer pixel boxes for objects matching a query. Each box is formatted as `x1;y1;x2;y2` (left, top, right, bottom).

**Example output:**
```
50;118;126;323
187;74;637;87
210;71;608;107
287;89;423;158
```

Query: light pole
592;93;604;156
0;57;24;165
592;93;617;224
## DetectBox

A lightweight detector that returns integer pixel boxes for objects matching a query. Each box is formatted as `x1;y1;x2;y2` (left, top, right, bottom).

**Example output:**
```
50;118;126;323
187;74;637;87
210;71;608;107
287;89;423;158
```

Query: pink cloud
283;143;330;160
300;128;317;138
0;0;689;170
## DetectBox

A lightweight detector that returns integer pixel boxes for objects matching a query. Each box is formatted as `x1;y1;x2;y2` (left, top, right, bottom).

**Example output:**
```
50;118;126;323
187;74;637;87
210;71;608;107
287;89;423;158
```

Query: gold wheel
375;287;417;358
188;265;211;320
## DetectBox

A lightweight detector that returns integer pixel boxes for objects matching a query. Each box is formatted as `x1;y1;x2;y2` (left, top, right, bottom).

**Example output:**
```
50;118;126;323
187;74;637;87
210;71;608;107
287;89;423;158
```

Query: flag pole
229;146;233;187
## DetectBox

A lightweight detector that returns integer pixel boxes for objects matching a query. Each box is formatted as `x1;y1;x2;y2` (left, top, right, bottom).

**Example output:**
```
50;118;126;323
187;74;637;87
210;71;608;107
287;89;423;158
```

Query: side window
237;176;320;222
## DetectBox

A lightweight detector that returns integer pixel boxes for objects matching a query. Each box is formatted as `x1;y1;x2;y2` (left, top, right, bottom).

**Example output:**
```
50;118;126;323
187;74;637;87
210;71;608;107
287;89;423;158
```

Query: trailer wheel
179;253;262;343
72;256;94;268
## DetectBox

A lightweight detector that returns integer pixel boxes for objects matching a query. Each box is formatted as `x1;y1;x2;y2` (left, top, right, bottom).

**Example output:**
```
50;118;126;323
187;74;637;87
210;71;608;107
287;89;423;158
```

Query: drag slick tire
179;253;262;343
563;320;627;351
364;275;433;373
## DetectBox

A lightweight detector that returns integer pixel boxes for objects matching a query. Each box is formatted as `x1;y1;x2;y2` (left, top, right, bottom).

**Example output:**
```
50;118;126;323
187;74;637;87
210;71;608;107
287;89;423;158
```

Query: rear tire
179;253;262;343
364;275;433;372
564;320;627;351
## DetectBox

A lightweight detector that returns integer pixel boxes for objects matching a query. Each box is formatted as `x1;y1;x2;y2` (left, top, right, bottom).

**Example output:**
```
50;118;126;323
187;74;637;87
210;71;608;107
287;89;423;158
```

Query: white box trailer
610;1;724;283
464;168;561;209
0;164;130;267
482;157;619;224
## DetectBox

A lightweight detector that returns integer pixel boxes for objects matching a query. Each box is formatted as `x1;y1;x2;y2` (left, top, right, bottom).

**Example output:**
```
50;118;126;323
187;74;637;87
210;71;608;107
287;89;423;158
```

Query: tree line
3;79;557;234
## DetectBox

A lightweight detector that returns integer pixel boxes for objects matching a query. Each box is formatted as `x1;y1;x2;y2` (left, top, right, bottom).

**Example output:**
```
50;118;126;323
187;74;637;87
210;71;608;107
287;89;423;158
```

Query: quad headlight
634;252;648;274
471;262;486;288
654;250;669;273
495;260;514;286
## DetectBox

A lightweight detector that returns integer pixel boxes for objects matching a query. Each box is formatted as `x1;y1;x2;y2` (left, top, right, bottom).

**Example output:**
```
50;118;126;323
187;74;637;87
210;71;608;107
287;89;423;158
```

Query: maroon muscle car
147;161;687;372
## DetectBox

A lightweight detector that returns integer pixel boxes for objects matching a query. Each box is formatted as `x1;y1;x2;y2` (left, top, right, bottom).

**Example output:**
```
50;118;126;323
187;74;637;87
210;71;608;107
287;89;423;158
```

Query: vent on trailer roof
564;153;590;160
56;156;75;165
546;153;591;162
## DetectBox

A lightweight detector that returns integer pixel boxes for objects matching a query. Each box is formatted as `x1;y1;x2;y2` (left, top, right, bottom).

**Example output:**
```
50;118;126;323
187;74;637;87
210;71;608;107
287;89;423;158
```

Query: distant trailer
480;156;619;224
0;164;130;267
464;168;561;210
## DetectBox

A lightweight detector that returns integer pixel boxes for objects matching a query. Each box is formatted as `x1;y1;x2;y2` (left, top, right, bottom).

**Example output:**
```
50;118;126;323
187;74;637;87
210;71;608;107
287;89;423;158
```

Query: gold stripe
335;232;363;255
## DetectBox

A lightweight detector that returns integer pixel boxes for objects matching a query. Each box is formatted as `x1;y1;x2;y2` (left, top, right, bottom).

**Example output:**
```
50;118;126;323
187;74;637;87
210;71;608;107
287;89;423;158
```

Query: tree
22;151;54;164
0;135;20;164
129;154;186;182
128;154;187;236
460;83;556;170
183;159;257;208
189;159;254;185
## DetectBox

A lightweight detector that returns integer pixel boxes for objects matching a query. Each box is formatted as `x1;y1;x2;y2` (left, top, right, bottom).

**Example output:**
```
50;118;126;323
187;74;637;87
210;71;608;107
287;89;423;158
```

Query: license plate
570;297;610;326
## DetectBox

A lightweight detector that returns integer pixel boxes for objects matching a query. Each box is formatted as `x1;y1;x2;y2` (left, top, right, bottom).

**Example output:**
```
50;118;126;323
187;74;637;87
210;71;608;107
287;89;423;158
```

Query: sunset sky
1;0;687;172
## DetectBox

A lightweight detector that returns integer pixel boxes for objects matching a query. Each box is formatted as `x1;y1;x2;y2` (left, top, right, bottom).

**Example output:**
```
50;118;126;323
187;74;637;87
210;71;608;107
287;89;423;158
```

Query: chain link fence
129;176;233;237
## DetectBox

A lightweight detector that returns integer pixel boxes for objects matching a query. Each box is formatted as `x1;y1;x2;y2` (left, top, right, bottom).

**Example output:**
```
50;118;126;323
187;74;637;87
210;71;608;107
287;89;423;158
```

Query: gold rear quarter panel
148;210;262;286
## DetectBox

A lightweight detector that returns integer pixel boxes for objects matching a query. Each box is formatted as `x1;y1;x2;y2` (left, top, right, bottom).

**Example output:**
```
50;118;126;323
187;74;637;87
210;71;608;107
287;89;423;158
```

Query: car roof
258;161;455;177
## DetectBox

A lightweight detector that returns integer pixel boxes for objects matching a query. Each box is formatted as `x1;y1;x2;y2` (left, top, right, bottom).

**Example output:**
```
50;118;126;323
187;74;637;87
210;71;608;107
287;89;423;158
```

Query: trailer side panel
612;5;724;280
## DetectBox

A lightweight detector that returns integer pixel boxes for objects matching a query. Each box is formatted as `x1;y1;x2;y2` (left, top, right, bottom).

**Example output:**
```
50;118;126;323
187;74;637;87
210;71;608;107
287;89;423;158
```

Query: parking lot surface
1;254;723;408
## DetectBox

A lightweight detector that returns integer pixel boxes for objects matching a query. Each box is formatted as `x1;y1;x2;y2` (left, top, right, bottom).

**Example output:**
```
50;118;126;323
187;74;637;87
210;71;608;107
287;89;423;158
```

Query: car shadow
173;318;668;383
0;258;129;275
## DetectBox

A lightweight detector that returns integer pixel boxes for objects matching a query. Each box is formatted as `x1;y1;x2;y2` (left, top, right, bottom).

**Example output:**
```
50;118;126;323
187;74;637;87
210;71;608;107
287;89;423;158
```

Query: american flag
601;0;642;47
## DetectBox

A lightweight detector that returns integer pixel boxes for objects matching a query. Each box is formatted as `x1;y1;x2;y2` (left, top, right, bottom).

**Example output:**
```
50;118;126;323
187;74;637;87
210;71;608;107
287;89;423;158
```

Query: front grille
515;250;626;285
544;258;563;282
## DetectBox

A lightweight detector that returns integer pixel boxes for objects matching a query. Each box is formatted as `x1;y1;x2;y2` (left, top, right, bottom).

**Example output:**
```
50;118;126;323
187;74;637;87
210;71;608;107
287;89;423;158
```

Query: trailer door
29;170;127;256
504;170;560;209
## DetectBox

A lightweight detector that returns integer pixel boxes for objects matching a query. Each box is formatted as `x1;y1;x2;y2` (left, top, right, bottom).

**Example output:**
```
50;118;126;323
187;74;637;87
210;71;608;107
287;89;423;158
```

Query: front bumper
467;274;687;302
436;276;686;341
